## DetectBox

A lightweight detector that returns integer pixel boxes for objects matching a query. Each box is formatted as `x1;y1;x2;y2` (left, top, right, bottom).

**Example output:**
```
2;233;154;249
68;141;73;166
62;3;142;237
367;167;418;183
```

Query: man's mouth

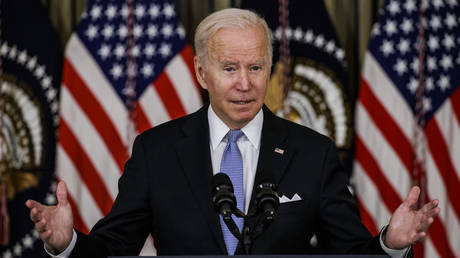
231;100;252;105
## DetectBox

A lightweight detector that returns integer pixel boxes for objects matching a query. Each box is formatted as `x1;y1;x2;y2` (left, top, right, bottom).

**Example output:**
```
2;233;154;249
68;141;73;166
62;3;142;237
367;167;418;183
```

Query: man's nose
236;70;250;91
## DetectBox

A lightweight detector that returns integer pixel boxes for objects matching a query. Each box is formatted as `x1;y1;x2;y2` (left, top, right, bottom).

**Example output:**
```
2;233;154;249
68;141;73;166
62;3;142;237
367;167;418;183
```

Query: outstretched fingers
56;181;69;207
403;186;421;208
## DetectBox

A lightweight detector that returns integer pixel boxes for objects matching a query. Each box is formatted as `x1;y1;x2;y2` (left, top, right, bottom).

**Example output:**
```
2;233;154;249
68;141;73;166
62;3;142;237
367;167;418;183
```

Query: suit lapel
174;106;227;254
249;105;295;213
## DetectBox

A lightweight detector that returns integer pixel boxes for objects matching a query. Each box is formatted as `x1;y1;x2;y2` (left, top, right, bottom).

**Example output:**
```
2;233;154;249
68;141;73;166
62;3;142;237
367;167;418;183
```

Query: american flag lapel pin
274;148;284;155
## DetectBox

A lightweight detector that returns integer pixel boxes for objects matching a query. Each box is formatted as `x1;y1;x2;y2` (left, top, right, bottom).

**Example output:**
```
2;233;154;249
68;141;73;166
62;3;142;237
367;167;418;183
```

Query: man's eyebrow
220;60;238;66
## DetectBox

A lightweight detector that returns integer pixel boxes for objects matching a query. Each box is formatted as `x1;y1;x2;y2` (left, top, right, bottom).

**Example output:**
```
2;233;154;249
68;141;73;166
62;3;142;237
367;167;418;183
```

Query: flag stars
141;63;154;77
110;64;123;79
426;77;435;91
397;39;410;55
394;59;408;75
22;234;34;249
161;24;174;38
445;13;457;29
177;26;186;38
118;25;127;39
446;0;458;7
147;24;158;38
85;25;98;40
423;97;432;111
430;15;442;31
30;229;39;240
384;20;398;36
98;44;111;59
135;5;146;19
102;25;114;39
410;58;419;73
121;5;129;19
400;19;414;34
427;56;437;72
432;0;444;9
404;0;417;13
144;43;156;57
421;0;430;10
149;4;160;18
371;24;380;36
387;0;401;15
442;34;455;50
114;44;125;59
3;250;12;258
440;55;453;71
381;40;394;56
90;5;102;20
159;43;171;58
13;243;22;256
407;77;418;93
437;75;450;91
130;45;140;58
134;24;143;38
163;4;175;19
427;36;439;51
105;5;117;20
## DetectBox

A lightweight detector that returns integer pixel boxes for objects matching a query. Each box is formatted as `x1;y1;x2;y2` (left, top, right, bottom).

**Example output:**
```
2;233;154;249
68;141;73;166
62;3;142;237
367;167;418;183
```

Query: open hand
384;186;440;249
25;181;74;253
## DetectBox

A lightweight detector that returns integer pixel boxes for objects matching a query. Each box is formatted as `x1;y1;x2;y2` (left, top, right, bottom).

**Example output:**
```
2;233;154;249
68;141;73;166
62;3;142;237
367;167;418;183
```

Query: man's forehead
207;26;268;61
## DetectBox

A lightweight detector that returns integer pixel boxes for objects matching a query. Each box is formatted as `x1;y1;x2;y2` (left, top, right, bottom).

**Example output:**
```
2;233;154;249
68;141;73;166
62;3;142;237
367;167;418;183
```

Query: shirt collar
208;105;263;151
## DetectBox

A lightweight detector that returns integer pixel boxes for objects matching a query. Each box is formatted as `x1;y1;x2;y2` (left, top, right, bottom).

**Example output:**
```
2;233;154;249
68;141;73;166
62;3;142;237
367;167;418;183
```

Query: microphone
211;173;242;243
255;173;279;221
211;173;236;218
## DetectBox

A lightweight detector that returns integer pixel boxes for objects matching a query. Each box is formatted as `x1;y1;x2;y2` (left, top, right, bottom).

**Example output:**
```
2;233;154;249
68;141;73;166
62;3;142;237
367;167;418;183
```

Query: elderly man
26;8;439;257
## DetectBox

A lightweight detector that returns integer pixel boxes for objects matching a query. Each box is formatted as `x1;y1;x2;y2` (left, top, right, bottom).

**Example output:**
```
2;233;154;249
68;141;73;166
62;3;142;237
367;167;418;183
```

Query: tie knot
227;129;244;143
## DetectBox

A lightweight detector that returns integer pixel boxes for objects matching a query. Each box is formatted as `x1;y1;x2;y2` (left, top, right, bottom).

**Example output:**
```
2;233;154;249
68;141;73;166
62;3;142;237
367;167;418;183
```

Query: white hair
194;8;273;67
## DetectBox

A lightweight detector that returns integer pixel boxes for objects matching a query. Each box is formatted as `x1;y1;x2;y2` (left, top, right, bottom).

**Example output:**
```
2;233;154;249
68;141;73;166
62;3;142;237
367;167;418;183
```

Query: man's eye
224;67;235;72
250;66;261;71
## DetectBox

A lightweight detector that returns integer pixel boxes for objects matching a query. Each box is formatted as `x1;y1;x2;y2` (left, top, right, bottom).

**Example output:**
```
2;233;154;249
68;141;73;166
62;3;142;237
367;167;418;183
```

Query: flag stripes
56;1;202;255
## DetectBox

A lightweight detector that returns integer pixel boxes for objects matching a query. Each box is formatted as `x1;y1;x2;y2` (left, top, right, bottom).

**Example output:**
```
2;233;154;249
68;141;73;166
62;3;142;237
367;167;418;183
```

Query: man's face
195;25;271;129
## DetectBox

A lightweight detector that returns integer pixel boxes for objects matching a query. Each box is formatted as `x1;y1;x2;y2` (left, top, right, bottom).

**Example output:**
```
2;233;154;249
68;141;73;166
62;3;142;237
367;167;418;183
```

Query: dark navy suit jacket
70;105;385;257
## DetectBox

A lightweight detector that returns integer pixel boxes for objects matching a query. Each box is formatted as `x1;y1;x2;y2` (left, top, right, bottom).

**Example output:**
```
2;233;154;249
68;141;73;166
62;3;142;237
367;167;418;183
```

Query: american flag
353;0;460;257
55;0;201;254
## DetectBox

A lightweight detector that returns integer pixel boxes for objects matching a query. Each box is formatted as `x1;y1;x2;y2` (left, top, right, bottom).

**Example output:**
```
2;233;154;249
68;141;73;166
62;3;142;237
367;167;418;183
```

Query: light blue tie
219;129;244;255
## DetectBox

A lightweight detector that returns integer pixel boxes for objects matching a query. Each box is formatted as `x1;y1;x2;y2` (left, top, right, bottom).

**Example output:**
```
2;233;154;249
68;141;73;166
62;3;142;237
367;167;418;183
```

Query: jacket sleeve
316;139;385;254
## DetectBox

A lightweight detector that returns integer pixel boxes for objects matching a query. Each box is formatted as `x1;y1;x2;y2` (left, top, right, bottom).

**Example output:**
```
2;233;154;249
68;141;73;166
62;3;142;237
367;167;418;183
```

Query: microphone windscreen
212;173;233;192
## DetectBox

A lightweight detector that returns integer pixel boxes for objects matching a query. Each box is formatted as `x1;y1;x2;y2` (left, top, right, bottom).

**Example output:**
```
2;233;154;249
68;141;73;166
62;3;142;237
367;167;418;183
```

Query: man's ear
194;56;208;90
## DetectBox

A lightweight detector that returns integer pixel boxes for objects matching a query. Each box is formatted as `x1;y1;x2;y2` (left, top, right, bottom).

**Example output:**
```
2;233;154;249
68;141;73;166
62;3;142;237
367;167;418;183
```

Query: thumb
56;181;69;206
403;186;420;208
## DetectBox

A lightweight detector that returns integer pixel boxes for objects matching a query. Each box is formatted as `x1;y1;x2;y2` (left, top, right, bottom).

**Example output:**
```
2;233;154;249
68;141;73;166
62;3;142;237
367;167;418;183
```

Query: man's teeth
233;100;250;104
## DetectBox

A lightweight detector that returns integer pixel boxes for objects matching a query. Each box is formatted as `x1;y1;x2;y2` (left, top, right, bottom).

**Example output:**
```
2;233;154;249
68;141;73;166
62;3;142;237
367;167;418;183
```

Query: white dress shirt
48;105;406;257
208;105;263;213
